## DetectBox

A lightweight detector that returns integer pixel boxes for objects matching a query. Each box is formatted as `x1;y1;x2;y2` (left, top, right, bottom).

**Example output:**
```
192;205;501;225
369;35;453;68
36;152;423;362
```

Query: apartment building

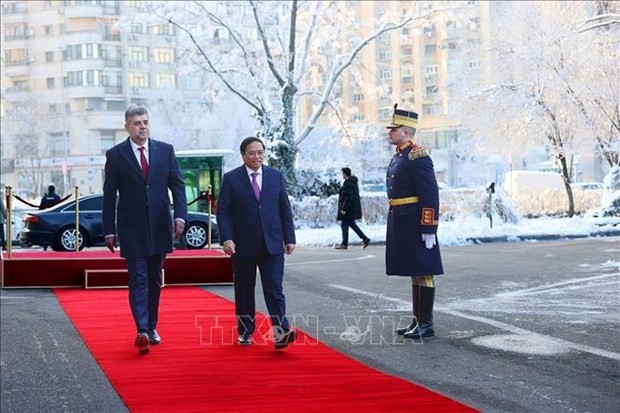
1;0;200;197
2;1;605;199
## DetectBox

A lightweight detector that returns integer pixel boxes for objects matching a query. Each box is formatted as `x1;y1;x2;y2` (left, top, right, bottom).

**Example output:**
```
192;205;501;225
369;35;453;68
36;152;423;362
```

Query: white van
503;170;565;196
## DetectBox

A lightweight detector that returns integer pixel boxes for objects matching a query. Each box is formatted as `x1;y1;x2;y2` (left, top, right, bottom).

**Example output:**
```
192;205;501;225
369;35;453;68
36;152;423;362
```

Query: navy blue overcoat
102;138;187;258
385;141;444;276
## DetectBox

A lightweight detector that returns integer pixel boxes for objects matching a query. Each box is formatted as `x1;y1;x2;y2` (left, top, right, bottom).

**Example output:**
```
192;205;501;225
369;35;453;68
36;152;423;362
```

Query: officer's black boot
403;286;434;339
396;284;420;335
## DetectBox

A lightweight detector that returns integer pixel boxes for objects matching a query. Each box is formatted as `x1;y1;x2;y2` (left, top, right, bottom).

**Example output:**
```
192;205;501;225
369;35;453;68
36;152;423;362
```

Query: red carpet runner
55;287;476;412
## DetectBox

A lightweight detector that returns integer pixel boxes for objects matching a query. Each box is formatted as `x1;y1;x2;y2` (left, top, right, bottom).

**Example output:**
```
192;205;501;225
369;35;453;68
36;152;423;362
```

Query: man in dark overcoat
385;104;443;339
103;105;187;355
335;167;370;249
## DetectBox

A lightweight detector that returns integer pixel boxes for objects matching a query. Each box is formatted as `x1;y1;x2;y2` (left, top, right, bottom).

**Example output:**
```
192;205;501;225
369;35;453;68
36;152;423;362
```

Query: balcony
64;5;103;19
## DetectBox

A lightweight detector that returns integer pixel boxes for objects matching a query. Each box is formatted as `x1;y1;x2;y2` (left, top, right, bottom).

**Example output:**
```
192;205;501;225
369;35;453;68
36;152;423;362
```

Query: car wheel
56;226;86;252
184;222;208;249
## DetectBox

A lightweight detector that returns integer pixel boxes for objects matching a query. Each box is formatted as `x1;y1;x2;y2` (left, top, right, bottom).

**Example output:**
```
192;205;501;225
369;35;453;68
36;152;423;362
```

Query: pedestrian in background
216;137;297;350
102;105;187;355
39;185;61;209
335;167;370;250
385;104;443;339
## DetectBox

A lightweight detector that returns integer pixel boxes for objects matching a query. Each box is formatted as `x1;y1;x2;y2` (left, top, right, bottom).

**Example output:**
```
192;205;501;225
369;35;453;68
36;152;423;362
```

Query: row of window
4;45;175;65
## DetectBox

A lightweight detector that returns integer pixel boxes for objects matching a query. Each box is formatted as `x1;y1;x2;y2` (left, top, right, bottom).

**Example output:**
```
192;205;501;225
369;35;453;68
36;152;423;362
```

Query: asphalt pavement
1;236;619;412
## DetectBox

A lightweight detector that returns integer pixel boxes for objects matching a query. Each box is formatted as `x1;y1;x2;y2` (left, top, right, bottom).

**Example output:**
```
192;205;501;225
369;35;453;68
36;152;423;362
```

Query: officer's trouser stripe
412;275;434;288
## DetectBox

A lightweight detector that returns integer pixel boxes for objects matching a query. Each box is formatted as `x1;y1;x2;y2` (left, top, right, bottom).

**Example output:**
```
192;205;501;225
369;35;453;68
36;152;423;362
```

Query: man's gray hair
125;105;148;122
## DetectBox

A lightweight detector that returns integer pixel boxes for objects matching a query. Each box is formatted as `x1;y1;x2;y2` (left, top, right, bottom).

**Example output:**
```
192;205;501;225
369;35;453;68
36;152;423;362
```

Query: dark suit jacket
102;138;187;258
216;165;295;257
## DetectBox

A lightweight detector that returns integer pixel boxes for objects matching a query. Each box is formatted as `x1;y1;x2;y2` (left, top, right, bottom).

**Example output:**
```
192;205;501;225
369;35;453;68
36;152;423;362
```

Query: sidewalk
295;216;620;247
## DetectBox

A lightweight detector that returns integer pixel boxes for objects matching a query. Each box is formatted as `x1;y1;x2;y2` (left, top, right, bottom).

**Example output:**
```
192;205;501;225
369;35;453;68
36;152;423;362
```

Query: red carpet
55;287;476;412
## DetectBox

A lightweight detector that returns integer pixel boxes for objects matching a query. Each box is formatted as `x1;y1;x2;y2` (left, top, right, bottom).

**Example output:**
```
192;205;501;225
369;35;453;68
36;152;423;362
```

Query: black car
20;194;219;251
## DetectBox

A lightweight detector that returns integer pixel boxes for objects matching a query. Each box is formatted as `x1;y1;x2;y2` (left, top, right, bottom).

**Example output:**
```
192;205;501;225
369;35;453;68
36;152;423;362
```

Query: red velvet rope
186;191;217;210
12;194;71;209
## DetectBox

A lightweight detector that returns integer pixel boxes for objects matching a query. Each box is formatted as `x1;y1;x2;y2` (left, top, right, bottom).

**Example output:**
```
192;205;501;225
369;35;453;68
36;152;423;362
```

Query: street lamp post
59;46;68;194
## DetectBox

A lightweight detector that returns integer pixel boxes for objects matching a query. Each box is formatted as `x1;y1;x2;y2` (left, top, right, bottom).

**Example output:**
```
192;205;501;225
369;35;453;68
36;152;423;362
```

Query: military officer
385;104;443;339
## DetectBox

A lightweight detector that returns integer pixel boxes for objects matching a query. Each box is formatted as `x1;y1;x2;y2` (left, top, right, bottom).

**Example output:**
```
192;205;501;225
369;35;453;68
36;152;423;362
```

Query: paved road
1;237;619;412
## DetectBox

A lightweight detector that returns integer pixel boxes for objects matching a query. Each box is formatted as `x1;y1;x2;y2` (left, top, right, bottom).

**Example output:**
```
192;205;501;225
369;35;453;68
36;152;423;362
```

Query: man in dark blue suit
103;106;187;355
385;104;444;340
216;137;297;350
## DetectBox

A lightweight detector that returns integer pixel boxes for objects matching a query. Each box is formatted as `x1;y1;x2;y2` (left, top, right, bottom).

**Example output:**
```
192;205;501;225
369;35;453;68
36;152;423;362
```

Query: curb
465;229;620;244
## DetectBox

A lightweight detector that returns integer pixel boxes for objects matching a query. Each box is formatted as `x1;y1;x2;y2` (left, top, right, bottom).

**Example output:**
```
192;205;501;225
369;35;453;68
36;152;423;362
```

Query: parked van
503;170;565;196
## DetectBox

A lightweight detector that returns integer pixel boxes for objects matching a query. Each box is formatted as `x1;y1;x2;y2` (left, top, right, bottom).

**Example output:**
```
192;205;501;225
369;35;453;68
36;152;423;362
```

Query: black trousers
340;219;368;246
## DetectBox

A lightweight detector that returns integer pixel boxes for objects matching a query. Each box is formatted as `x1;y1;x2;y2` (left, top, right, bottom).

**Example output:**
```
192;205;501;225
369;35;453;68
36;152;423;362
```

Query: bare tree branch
250;0;286;87
161;14;265;116
295;11;424;146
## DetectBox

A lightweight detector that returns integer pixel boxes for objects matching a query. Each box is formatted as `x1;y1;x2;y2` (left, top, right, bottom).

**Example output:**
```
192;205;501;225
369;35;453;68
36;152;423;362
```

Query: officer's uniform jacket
385;140;444;276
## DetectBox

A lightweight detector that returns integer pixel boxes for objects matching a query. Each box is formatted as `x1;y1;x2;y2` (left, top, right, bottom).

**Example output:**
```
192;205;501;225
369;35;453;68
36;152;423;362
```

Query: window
213;28;229;42
425;45;437;54
401;47;412;57
155;73;176;88
46;78;55;89
401;65;413;84
48;104;56;113
353;93;364;102
425;65;438;75
66;70;102;86
154;48;174;64
45;51;54;62
379;68;392;80
469;60;480;69
100;131;115;153
130;72;149;88
425;85;438;95
152;24;173;35
378;48;391;61
130;23;146;34
422;104;439;115
128;46;148;62
378;108;391;120
45;25;53;35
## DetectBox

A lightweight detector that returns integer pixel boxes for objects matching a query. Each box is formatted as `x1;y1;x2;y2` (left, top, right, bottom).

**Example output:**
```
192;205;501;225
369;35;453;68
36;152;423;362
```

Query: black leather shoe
148;330;161;345
237;334;252;346
362;238;371;249
334;244;348;250
403;322;434;339
396;321;417;336
274;329;296;350
134;332;150;355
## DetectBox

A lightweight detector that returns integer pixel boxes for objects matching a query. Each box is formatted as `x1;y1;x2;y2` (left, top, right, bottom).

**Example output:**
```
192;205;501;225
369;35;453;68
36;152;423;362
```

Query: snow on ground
296;215;620;247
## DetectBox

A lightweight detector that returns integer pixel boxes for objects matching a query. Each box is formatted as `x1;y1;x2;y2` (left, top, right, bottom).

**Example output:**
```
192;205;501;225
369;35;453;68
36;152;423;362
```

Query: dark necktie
251;172;261;200
138;147;149;177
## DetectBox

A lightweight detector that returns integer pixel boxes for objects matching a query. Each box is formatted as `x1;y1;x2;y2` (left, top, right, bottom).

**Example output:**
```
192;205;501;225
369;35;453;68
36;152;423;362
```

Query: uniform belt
388;196;420;206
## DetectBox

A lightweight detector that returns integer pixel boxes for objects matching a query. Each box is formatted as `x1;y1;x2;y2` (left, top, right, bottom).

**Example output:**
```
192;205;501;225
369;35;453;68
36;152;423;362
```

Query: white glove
421;233;436;249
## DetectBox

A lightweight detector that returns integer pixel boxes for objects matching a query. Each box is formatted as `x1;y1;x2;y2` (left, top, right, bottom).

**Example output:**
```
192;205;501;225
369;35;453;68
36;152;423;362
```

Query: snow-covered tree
130;1;427;195
1;99;60;196
448;1;619;217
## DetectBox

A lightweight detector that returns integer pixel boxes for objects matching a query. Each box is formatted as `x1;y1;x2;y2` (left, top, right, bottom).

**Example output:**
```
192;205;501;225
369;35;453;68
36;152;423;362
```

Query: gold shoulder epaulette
408;146;429;161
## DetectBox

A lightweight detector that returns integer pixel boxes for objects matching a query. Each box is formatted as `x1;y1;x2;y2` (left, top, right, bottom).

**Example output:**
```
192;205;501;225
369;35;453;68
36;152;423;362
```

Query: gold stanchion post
74;186;80;252
5;186;12;259
207;185;213;250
